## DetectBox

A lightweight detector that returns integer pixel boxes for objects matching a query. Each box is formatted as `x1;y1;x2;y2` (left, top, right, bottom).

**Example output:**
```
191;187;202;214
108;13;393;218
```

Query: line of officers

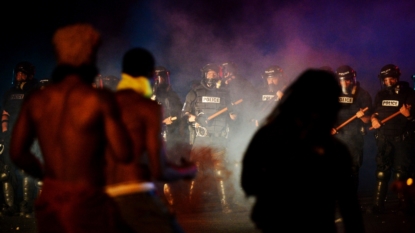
1;61;415;216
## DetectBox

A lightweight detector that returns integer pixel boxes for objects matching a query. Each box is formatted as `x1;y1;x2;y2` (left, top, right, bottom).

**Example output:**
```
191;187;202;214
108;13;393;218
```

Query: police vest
194;86;229;134
336;86;369;132
375;87;414;136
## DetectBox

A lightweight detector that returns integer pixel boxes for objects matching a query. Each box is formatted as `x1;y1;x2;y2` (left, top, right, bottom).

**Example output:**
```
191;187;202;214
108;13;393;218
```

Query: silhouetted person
241;69;365;233
105;47;197;233
9;23;133;233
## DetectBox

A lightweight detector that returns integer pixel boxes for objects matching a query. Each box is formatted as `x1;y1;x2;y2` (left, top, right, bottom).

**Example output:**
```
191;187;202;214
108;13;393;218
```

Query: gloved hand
195;114;208;127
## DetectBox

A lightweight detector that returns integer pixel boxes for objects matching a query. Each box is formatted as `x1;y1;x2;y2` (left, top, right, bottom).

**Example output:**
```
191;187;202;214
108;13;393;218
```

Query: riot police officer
151;66;184;149
151;66;188;210
182;63;235;213
1;61;39;216
332;65;373;192
370;64;415;214
254;65;287;126
221;61;257;209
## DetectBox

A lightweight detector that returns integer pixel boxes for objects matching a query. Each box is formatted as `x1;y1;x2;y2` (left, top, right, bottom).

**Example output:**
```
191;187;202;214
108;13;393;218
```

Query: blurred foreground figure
241;69;365;233
105;47;197;233
10;23;134;233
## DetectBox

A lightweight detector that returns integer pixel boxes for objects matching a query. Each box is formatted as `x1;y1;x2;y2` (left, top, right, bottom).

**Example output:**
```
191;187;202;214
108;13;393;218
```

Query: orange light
407;178;413;186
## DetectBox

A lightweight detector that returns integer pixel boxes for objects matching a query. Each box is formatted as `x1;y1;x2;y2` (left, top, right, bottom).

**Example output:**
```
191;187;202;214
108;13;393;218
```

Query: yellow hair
117;73;153;98
52;23;101;67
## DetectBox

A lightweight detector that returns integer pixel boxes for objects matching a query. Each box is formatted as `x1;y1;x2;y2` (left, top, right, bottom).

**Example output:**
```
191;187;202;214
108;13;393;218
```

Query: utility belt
195;126;227;138
374;131;413;142
337;126;367;136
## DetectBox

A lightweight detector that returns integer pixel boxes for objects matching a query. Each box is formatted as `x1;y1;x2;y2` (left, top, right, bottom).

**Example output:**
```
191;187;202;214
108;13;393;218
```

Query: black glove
196;114;208;127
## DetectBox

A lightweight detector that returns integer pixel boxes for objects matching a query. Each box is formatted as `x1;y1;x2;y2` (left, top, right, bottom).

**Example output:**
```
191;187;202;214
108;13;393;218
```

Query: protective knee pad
0;166;10;182
393;168;408;181
0;172;9;182
376;171;391;180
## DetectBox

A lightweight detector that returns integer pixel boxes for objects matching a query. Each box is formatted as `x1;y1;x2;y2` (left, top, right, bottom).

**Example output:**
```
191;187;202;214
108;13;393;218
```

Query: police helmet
336;65;356;84
262;65;284;79
221;62;237;77
12;61;35;86
14;61;35;77
154;66;170;86
201;63;220;88
378;64;401;80
201;63;220;78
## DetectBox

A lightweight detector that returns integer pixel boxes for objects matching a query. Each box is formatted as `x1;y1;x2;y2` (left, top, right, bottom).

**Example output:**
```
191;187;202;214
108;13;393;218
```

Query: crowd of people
1;22;415;233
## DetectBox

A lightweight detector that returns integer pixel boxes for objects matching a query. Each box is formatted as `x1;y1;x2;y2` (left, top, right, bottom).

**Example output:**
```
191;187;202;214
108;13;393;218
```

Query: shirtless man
9;23;133;233
105;47;197;233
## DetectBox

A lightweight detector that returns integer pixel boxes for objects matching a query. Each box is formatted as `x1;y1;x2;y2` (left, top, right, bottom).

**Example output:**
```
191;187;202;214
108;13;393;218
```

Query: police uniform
371;64;415;213
335;83;372;190
333;66;373;192
1;62;40;216
255;66;286;125
182;64;233;212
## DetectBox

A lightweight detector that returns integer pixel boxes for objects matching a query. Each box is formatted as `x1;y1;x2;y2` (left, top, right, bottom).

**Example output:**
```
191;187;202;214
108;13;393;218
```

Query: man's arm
9;99;43;179
100;91;133;163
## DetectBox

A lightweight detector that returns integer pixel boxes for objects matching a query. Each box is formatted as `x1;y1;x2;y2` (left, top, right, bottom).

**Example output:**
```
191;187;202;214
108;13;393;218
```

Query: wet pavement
0;130;413;233
2;194;415;233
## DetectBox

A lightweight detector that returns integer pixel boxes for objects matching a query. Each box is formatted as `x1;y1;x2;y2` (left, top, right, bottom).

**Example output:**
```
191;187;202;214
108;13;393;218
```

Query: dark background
1;0;415;196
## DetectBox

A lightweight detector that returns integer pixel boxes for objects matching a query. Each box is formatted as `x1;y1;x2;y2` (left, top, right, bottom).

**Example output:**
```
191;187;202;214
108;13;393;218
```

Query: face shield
383;77;398;88
339;77;354;95
265;75;280;92
205;70;219;87
153;71;170;92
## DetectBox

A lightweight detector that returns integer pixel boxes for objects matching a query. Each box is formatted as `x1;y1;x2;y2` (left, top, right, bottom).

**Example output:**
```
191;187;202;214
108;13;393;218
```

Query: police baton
369;111;401;130
207;99;243;121
334;107;369;132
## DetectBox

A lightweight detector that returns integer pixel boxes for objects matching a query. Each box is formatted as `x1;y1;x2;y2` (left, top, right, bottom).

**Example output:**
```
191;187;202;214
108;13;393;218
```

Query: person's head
13;61;35;87
269;69;341;135
153;66;170;92
52;23;101;67
378;64;400;89
336;65;356;94
262;65;284;91
122;48;155;78
320;66;333;73
201;63;220;88
221;62;237;83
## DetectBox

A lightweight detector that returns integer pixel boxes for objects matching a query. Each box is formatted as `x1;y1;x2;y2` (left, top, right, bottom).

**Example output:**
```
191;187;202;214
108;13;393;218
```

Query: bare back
105;89;165;185
11;75;131;187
